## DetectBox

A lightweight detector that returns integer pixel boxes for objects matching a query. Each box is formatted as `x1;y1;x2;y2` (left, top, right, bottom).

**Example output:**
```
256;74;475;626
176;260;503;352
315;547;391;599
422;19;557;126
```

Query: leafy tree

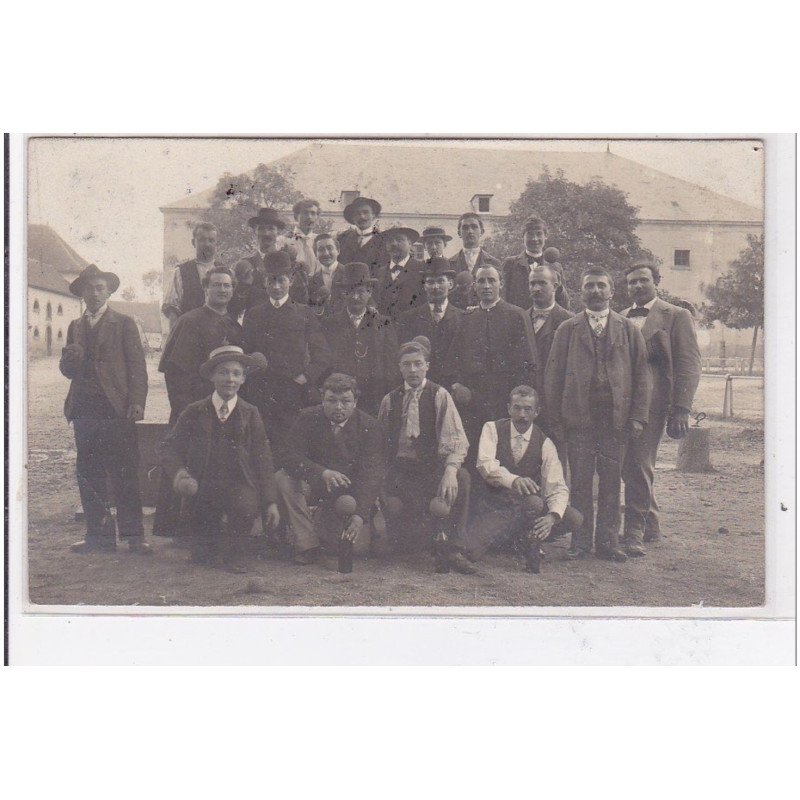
200;163;331;265
701;233;764;374
121;286;137;302
142;269;162;301
483;169;656;310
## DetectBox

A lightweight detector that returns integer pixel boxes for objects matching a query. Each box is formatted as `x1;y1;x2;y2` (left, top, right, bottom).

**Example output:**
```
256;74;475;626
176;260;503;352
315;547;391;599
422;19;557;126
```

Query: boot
597;530;627;562
623;528;646;557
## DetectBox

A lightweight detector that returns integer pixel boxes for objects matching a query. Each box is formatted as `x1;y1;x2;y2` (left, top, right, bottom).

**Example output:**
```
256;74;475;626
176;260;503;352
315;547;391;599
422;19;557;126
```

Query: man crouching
449;385;582;574
160;345;281;572
276;373;384;566
377;336;471;572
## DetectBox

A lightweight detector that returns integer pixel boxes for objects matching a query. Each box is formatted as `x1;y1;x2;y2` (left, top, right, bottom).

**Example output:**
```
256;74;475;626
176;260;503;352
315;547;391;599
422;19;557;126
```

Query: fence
701;356;764;376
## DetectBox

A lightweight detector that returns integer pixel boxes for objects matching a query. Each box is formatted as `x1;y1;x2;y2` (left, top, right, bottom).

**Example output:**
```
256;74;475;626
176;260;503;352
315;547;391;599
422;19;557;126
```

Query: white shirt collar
479;297;501;310
348;309;366;323
293;227;313;239
525;249;544;259
633;297;657;310
464;246;480;255
211;392;238;416
270;294;290;308
85;303;108;321
531;300;556;314
390;255;410;270
356;225;376;238
404;379;427;394
429;298;448;313
585;307;610;319
320;260;339;274
511;423;533;442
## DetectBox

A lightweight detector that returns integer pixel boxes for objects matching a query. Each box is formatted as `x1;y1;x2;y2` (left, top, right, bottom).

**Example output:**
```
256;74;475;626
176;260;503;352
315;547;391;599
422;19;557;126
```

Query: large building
160;142;763;353
27;225;86;357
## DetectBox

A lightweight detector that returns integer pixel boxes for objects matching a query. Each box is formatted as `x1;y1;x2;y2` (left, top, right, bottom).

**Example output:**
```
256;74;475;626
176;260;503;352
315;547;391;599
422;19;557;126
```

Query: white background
1;0;798;796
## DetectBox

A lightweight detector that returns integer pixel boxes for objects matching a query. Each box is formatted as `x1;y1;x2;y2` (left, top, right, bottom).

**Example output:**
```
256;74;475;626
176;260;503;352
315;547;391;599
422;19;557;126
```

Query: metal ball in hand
334;494;357;518
429;497;451;518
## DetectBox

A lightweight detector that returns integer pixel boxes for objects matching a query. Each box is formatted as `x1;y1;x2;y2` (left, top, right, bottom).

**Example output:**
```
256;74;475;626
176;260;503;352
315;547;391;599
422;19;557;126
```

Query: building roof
28;223;90;276
161;142;762;224
108;300;162;333
27;258;74;297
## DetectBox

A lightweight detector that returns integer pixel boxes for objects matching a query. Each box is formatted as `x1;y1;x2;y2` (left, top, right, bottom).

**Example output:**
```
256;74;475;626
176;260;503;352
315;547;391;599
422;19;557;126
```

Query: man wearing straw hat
160;345;280;571
419;226;452;262
59;264;150;554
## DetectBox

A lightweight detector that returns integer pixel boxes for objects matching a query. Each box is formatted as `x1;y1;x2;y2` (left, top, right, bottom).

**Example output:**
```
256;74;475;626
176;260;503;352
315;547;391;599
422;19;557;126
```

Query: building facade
28;258;81;357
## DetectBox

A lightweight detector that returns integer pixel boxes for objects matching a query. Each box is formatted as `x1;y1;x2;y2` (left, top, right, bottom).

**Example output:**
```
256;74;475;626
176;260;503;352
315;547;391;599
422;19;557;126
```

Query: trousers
275;470;373;555
188;481;259;562
73;416;144;542
622;409;668;540
566;403;629;552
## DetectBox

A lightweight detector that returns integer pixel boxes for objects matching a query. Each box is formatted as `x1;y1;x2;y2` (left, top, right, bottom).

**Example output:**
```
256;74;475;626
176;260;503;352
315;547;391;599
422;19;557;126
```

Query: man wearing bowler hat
276;373;385;565
160;345;280;571
420;226;452;262
397;256;464;387
336;196;389;274
321;262;399;417
59;264;150;554
373;225;426;321
241;250;331;463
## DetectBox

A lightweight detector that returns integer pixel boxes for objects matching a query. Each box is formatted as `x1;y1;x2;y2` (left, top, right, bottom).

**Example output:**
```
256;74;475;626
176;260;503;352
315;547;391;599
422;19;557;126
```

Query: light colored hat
199;345;257;379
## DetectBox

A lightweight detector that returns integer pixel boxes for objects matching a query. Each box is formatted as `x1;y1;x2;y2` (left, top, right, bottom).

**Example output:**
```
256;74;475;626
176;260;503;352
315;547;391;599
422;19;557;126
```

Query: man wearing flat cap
160;345;280;571
377;336;471;568
59;264;150;554
397;256;464;387
373;226;426;321
321;262;399;418
162;221;220;331
277;373;385;565
241;250;331;464
336;196;389;275
420;226;452;262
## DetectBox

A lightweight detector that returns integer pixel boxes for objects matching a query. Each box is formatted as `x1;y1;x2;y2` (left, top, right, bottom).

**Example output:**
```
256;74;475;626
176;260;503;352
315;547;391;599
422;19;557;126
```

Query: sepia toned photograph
22;136;768;609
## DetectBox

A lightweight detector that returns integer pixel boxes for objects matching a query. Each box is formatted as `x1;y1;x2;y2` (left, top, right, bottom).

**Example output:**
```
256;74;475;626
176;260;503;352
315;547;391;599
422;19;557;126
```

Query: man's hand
342;514;363;543
322;469;351;492
512;476;539;497
629;420;645;439
263;503;281;529
293;374;308;386
438;467;459;506
451;383;472;405
531;512;558;541
127;404;145;422
666;409;690;440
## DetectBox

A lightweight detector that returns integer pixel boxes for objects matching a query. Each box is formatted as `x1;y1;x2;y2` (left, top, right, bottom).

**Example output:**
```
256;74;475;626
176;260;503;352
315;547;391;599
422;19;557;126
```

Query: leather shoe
70;538;116;553
625;541;646;557
127;538;153;555
596;544;628;562
643;530;662;543
565;546;588;560
449;551;478;575
293;547;319;566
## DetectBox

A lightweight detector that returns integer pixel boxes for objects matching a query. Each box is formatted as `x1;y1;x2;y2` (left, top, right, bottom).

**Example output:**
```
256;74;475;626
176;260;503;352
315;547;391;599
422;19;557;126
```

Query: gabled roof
27;258;74;297
28;223;90;276
160;142;762;224
108;301;162;333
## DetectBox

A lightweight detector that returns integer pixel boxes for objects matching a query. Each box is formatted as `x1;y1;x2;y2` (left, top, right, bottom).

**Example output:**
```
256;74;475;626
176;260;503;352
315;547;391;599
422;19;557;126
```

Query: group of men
59;193;702;578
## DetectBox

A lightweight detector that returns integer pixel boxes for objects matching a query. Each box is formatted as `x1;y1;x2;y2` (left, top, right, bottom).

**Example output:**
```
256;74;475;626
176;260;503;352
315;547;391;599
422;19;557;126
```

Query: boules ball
176;476;199;497
543;247;560;264
522;494;545;515
334;494;358;518
429;497;451;518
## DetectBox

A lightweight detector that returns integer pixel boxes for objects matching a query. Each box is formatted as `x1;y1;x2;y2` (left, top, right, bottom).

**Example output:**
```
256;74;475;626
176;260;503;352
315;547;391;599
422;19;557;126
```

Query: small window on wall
57;304;63;315
478;197;491;213
33;327;40;338
33;299;40;313
57;329;63;339
673;249;691;269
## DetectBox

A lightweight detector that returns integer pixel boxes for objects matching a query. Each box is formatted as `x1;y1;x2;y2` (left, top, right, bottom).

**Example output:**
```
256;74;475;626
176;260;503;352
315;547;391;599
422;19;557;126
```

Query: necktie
432;303;443;322
404;388;421;439
390;264;402;280
532;310;548;333
589;314;605;337
511;433;527;463
219;401;229;422
627;307;649;318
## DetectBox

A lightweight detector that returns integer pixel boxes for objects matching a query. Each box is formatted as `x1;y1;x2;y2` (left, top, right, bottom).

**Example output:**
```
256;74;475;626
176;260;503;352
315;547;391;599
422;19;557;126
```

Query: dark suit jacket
60;308;148;421
448;248;500;274
336;228;389;275
160;396;277;506
501;252;570;310
621;298;701;416
527;303;574;392
545;310;651;432
397;301;464;386
282;406;384;520
374;257;426;320
307;264;346;315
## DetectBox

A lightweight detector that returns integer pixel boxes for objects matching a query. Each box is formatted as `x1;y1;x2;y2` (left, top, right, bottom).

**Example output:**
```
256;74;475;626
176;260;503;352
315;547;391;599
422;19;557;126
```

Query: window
673;249;691;268
57;329;63;339
33;299;40;313
46;302;52;320
478;197;490;212
471;193;493;214
57;304;63;315
33;327;40;338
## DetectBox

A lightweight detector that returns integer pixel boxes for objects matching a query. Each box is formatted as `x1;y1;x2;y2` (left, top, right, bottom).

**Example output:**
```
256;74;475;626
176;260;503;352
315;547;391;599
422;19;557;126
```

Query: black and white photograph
18;136;779;611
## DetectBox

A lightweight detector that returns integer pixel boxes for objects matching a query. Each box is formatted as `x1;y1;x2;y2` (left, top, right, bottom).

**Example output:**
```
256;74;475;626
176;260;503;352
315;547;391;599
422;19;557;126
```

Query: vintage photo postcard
8;135;793;634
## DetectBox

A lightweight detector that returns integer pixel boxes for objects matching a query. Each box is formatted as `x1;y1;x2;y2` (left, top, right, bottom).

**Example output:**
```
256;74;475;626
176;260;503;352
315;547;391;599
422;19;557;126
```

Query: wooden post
677;428;714;472
749;325;759;376
722;374;734;418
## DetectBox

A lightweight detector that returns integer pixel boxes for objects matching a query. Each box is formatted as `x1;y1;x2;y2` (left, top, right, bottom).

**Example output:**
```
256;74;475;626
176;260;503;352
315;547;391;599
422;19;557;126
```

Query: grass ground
25;355;765;608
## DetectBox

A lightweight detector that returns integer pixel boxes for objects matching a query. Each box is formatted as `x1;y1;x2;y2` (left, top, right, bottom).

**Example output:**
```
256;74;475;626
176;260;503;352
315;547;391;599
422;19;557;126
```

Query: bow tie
525;254;541;266
390;264;403;275
628;307;650;318
532;310;550;321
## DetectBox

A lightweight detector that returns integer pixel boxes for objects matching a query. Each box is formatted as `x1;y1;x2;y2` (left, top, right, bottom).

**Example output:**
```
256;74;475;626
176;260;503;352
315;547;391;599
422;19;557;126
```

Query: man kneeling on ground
449;385;582;574
377;336;471;571
276;373;384;565
160;345;281;573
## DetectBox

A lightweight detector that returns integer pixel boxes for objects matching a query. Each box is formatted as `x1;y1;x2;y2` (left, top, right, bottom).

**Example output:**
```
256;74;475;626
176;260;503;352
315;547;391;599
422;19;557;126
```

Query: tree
121;286;137;302
200;163;331;266
142;269;162;302
701;233;764;374
483;169;657;310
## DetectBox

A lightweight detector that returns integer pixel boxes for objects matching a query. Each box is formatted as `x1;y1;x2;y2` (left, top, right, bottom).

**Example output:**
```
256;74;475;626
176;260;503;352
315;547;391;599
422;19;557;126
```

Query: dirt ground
24;355;765;608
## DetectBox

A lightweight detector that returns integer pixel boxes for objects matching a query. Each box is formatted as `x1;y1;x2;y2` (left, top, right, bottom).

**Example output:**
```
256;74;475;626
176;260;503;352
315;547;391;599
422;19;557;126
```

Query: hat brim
421;233;453;243
341;278;379;290
343;198;382;225
383;228;420;242
199;353;258;380
69;271;120;297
